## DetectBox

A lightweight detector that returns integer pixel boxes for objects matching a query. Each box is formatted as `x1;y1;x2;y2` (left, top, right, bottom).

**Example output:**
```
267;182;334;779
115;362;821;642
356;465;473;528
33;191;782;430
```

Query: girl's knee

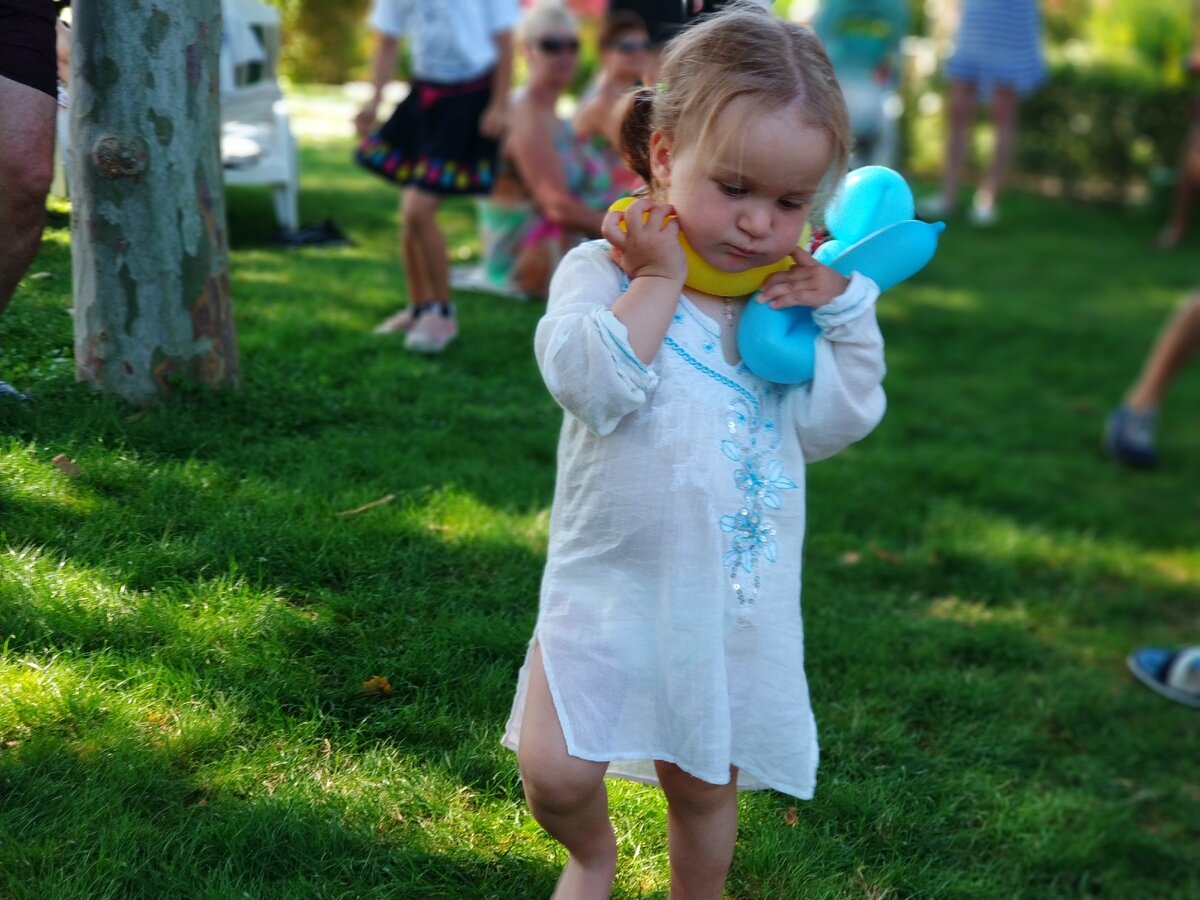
519;751;604;817
656;762;737;814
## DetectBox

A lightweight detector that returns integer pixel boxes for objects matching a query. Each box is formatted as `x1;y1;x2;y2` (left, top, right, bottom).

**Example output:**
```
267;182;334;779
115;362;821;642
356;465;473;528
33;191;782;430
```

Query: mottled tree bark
70;0;239;403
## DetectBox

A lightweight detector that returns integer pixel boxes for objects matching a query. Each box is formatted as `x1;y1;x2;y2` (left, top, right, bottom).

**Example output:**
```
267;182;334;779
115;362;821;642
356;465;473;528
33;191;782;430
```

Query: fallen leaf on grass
784;806;798;826
362;675;393;696
870;542;902;564
51;453;82;478
335;494;395;517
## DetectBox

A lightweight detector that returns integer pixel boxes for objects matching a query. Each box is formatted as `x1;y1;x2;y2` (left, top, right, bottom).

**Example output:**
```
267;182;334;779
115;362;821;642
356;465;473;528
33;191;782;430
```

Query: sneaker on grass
404;305;458;354
1104;406;1158;469
373;306;421;335
0;380;30;402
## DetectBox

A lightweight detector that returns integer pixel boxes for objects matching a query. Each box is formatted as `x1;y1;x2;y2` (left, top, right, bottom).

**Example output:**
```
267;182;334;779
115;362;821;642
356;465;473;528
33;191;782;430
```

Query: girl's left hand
757;248;849;310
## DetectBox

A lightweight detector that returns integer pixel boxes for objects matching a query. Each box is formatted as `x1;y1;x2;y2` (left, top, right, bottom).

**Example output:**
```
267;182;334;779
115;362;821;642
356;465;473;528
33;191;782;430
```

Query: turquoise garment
812;0;907;78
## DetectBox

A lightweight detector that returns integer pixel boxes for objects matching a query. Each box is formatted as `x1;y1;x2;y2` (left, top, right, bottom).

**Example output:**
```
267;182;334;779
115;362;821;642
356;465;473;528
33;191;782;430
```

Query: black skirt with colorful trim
355;72;499;196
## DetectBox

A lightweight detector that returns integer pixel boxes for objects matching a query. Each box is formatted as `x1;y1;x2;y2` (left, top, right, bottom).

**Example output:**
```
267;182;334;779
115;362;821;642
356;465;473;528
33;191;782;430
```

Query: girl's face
652;97;835;275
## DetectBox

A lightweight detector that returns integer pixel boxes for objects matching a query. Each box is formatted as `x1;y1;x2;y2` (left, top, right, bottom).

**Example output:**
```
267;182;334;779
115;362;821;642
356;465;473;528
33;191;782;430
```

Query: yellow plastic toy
607;196;807;298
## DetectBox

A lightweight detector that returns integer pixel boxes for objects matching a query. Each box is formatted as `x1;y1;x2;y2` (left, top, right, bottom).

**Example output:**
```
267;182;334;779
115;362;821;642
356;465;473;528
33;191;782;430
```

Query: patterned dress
947;0;1046;99
502;240;887;798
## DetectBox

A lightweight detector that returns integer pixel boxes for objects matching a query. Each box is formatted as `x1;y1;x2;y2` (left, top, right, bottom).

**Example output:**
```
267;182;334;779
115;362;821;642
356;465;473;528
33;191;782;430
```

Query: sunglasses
537;36;581;55
613;38;649;54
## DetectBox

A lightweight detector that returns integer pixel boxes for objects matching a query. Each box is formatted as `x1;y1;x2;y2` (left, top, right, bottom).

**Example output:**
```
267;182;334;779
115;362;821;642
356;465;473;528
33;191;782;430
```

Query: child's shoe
0;380;30;402
404;304;458;354
373;306;421;335
968;196;998;227
1103;406;1158;468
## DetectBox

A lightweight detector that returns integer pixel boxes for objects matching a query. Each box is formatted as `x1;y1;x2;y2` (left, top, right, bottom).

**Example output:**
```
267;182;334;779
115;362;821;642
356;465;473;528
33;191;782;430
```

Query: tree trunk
70;0;239;403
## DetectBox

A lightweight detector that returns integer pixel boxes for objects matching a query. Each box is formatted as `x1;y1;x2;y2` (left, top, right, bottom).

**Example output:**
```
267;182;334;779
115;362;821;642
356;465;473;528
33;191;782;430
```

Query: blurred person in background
608;0;689;84
479;3;607;298
355;0;518;353
572;8;649;199
1104;290;1200;469
918;0;1045;226
810;0;908;169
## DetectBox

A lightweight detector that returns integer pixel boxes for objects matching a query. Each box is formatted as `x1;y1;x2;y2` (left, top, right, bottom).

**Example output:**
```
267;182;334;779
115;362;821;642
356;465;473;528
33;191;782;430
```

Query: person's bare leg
937;80;976;211
655;760;739;900
376;188;439;333
1158;125;1200;248
402;186;449;302
519;642;617;899
1125;294;1200;411
974;85;1019;214
0;76;56;314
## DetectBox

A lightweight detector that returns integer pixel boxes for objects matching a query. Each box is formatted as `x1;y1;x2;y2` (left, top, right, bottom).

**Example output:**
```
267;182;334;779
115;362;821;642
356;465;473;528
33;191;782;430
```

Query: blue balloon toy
737;166;945;384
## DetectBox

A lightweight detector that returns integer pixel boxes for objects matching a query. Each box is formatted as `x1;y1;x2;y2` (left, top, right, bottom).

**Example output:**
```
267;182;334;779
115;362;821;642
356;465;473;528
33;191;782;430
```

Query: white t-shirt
502;240;887;798
369;0;520;83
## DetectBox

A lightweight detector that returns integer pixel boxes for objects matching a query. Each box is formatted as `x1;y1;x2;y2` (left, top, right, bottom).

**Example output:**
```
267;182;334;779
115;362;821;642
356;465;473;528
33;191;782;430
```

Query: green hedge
1016;62;1194;199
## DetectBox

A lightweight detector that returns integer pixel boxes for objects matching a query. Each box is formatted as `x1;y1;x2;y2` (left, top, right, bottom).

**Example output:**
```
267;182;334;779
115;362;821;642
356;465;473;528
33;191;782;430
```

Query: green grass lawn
2;90;1199;898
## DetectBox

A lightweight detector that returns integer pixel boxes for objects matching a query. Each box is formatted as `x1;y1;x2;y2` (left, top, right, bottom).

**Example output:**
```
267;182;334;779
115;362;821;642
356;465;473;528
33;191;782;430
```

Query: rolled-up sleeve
790;273;887;462
535;242;660;436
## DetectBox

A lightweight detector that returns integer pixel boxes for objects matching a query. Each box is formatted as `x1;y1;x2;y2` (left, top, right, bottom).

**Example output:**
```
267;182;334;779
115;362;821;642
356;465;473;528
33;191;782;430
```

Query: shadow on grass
0;730;558;899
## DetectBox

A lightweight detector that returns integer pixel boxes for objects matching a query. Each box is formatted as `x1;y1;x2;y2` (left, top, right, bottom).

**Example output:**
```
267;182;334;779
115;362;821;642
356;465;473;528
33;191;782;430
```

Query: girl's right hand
603;198;687;286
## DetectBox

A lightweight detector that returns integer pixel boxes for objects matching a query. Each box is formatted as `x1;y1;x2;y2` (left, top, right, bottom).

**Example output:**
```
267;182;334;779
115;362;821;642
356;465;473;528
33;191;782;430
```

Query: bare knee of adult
654;761;739;900
0;77;56;312
518;643;616;899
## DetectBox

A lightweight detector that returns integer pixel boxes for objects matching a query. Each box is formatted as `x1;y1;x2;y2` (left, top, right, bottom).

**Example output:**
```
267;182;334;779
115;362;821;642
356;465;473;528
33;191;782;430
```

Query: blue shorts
0;0;56;98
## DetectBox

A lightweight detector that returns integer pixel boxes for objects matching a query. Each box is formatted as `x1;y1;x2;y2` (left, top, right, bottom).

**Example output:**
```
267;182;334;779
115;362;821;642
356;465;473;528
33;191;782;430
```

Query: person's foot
968;195;998;227
373;306;421;335
404;304;458;354
1104;406;1158;468
0;380;31;402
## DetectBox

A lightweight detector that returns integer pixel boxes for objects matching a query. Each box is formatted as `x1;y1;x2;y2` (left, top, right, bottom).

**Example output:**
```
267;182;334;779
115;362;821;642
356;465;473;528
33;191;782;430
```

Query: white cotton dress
502;240;887;799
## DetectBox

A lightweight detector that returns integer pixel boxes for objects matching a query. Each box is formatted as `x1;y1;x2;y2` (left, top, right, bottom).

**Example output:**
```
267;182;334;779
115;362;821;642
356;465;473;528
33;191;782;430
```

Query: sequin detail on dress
663;335;797;610
719;391;796;610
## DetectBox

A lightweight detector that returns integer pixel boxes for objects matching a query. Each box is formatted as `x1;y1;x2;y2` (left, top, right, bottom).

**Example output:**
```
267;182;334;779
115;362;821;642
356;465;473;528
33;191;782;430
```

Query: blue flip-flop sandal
1127;647;1200;708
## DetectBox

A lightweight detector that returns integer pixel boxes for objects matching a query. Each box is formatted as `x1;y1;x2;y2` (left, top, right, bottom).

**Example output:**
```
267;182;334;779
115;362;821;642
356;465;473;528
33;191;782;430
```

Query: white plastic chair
220;0;299;231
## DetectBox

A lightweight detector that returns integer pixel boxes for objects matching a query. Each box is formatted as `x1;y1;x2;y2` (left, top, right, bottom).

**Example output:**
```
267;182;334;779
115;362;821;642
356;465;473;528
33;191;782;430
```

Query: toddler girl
502;6;887;897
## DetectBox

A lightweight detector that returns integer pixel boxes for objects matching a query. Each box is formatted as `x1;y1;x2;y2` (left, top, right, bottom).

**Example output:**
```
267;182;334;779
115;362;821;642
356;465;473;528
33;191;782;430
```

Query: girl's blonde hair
516;2;577;46
621;3;852;211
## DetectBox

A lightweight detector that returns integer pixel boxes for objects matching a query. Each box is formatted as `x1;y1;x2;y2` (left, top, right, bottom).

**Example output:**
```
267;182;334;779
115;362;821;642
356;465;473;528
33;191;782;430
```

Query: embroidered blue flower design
718;390;795;606
660;320;795;610
730;456;797;510
720;507;779;570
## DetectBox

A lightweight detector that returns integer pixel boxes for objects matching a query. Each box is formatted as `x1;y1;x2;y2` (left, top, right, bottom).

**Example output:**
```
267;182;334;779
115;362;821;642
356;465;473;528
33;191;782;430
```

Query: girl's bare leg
519;642;617;899
975;85;1019;213
654;760;739;900
937;80;976;211
400;187;446;306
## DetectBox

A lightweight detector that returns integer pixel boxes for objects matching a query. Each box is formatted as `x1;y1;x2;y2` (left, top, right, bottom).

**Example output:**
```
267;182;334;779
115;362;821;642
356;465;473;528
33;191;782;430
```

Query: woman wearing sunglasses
480;3;609;298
